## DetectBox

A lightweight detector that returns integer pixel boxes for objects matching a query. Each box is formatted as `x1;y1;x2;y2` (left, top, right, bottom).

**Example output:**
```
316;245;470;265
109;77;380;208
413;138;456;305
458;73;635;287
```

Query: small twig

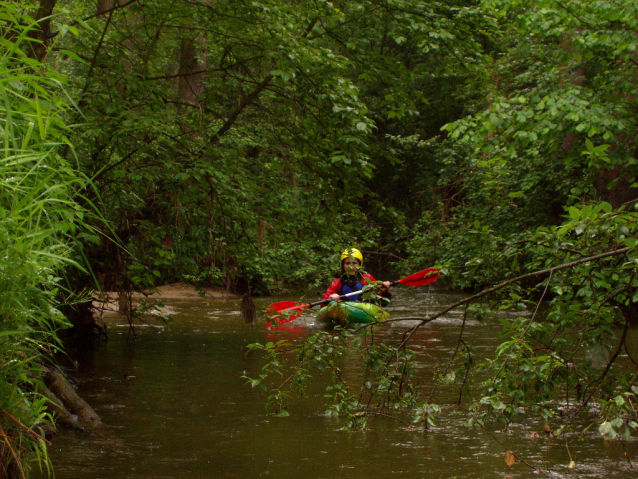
78;0;118;102
620;438;635;468
0;423;24;479
582;319;630;408
355;317;435;328
361;250;405;261
480;424;551;476
555;1;595;27
352;411;411;428
625;340;638;368
77;0;140;24
492;270;554;390
565;437;575;465
456;340;472;406
428;303;470;403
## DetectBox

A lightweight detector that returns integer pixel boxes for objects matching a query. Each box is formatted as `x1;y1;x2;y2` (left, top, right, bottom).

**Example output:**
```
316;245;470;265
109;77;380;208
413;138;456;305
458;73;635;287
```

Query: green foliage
412;402;442;429
7;0;638;466
0;2;96;475
8;0;497;296
448;201;638;440
402;0;638;443
48;0;390;293
245;326;440;430
400;0;638;285
246;0;638;447
252;201;638;443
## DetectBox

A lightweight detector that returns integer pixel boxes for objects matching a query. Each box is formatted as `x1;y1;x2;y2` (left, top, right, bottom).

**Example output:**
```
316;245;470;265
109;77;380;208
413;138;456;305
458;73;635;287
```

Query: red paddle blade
265;301;309;328
267;301;302;313
265;323;307;338
397;268;440;287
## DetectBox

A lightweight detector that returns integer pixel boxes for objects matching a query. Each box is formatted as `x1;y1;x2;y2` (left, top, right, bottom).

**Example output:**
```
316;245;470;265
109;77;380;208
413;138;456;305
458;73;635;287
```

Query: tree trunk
177;37;206;105
241;291;257;325
97;0;114;16
28;0;57;62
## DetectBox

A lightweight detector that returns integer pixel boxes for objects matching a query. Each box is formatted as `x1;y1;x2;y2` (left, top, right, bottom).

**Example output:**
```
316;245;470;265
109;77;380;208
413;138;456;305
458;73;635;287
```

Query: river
36;287;637;479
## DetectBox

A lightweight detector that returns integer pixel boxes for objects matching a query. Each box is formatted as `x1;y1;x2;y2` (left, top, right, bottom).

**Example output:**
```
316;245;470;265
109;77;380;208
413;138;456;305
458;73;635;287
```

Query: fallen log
43;368;102;430
38;384;84;432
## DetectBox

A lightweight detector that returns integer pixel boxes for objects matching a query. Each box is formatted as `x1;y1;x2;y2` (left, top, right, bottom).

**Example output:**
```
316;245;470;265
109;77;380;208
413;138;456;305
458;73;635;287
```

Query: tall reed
0;3;95;477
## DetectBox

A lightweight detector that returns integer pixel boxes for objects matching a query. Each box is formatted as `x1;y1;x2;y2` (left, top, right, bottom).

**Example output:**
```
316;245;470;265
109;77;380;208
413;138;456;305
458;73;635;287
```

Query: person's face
343;258;361;274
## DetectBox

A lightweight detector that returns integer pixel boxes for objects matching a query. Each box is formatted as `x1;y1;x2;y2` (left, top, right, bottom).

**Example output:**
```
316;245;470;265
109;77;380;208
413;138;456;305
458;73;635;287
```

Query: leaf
505;451;516;468
0;330;23;337
568;206;580;220
599;421;614;438
59;49;86;63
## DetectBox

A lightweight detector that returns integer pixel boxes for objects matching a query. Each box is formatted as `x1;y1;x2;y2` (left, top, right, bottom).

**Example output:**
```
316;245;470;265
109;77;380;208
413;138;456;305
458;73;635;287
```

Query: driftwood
38;384;83;432
42;367;102;431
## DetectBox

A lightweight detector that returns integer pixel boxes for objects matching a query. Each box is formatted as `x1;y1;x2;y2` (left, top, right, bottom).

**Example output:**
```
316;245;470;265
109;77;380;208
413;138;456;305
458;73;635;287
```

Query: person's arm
322;278;342;300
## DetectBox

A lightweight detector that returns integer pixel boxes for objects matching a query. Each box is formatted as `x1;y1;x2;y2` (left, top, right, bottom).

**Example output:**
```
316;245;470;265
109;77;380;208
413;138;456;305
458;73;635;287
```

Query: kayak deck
316;301;390;326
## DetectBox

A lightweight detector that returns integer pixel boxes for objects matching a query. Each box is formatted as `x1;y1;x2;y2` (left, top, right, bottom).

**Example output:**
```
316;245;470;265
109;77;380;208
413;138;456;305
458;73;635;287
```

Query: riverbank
92;283;239;312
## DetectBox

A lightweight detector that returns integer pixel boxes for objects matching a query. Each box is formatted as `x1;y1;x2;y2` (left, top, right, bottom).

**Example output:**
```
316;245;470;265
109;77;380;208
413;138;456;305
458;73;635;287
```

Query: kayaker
322;248;392;304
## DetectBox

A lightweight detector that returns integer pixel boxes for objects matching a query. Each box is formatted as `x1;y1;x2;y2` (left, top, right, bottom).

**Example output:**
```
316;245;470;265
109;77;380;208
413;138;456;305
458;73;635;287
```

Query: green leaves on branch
244;328;436;430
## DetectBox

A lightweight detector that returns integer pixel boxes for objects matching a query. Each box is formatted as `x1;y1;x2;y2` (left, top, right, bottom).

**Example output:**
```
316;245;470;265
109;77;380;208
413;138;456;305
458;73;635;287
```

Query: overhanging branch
397;247;632;348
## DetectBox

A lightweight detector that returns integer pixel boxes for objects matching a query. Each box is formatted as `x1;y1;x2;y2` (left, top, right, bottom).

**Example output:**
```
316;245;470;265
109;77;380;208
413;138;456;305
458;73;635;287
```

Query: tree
49;0;383;296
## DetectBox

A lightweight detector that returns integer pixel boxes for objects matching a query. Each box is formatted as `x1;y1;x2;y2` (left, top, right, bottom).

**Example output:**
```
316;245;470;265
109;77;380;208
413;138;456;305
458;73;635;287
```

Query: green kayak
316;301;390;327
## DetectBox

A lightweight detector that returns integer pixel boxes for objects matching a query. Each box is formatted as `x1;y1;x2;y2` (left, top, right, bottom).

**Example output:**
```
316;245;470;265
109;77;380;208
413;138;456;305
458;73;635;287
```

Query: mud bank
92;283;239;312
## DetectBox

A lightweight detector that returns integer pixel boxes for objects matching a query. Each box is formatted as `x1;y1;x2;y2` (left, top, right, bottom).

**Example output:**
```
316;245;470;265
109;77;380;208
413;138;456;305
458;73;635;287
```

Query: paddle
265;267;440;327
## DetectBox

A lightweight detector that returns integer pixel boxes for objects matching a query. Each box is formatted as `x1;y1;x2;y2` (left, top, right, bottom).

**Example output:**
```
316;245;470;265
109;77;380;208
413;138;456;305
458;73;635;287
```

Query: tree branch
76;0;140;25
207;74;274;146
397;247;632;350
581;318;630;408
201;17;319;149
78;0;117;104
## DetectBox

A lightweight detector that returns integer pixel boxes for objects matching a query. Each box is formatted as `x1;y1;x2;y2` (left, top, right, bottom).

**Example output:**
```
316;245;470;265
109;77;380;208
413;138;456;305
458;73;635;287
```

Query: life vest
338;274;364;301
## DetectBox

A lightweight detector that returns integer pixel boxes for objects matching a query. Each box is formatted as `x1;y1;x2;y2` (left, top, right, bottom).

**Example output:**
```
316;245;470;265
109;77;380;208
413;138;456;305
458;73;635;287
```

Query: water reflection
36;288;638;479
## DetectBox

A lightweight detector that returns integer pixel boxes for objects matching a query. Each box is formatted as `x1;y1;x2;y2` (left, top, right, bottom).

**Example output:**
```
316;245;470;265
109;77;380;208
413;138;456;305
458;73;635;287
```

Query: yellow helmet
340;248;363;267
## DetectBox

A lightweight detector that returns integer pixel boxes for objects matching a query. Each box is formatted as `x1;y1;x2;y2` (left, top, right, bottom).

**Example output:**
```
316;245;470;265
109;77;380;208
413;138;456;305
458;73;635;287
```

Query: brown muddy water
36;287;638;479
